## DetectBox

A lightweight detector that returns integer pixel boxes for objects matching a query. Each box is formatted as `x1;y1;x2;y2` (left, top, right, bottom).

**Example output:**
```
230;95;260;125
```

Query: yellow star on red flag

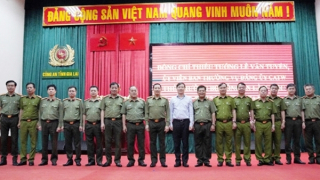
129;37;137;45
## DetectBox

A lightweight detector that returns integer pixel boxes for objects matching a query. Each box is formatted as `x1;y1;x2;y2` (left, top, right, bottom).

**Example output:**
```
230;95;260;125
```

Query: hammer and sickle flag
89;34;116;52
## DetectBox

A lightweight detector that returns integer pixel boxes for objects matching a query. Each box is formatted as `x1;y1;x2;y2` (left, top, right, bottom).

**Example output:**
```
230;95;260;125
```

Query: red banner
43;1;295;26
89;34;117;51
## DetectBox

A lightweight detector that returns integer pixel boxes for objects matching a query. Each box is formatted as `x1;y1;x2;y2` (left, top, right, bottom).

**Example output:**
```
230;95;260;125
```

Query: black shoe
38;161;48;166
115;163;122;167
63;160;73;166
236;162;240;166
183;163;189;167
217;162;223;167
12;157;17;166
294;159;305;164
174;162;181;167
29;162;34;166
75;162;81;166
308;160;315;164
161;163;168;167
257;161;264;166
246;162;252;166
204;163;212;167
52;162;57;166
316;160;320;165
138;162;147;167
265;162;274;166
226;162;234;167
286;160;291;164
195;163;203;167
17;161;27;166
127;162;134;167
150;162;156;167
275;160;283;165
97;163;103;166
0;160;7;166
102;162;111;167
85;162;95;166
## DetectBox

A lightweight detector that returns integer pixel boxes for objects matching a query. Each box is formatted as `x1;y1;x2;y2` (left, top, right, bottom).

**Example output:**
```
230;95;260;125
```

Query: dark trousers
126;122;145;163
284;118;302;161
104;118;122;163
149;120;166;164
172;119;190;164
85;122;102;164
64;121;81;162
41;120;58;163
194;122;212;164
304;120;320;162
0;116;19;159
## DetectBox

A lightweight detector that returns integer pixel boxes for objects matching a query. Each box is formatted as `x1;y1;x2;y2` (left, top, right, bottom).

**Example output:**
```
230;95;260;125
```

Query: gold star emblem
129;37;137;45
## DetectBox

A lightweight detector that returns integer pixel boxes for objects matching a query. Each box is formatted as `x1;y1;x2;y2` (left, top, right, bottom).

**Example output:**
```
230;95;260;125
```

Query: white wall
316;0;320;62
0;0;25;94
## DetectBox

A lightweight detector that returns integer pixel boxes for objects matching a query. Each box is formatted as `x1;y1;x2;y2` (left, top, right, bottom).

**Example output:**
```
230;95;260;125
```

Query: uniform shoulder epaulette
119;95;124;99
254;98;260;101
192;98;197;103
75;98;82;101
56;98;61;100
41;97;48;100
302;96;308;99
147;96;153;99
162;96;168;100
36;95;42;98
63;98;69;101
138;98;145;102
268;99;274;102
84;98;90;101
16;93;23;97
214;96;219;99
0;93;6;96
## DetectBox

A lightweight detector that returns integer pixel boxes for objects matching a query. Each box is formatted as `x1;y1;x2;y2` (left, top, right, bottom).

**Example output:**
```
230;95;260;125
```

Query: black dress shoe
39;161;48;166
52;162;57;166
217;162;223;167
0;160;7;166
75;162;81;166
316;160;320;165
138;162;147;167
102;162;111;167
236;162;240;166
246;162;252;166
174;162;181;167
63;160;73;166
127;162;134;167
150;162;156;167
293;160;305;164
17;161;27;166
265;162;274;166
275;160;283;165
257;161;264;166
161;163;168;167
12;160;18;166
195;163;203;167
85;162;95;166
29;162;34;166
97;163;103;166
286;160;291;164
115;163;122;167
226;162;234;167
308;160;315;164
183;163;189;167
204;163;212;167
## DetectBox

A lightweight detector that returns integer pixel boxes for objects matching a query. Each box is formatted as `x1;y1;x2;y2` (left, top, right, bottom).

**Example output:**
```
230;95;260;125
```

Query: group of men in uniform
0;80;319;167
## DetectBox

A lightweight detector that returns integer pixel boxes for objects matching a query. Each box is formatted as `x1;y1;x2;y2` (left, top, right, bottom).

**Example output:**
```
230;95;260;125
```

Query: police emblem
49;44;75;66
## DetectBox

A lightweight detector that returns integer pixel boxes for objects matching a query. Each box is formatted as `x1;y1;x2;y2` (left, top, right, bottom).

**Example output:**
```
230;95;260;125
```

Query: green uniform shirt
84;98;101;121
63;98;83;126
193;97;217;122
252;99;277;121
282;96;302;118
268;96;285;120
145;96;170;126
121;98;145;122
39;97;63;127
19;95;41;120
213;96;235;120
302;95;320;119
0;93;21;115
234;96;252;121
100;95;124;118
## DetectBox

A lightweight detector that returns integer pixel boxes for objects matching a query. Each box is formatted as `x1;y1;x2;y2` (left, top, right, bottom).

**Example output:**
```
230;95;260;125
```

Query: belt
23;119;37;122
237;120;249;124
173;118;189;121
257;120;270;124
42;119;58;123
149;118;165;123
127;121;143;126
106;117;121;121
286;117;300;121
305;118;320;122
195;121;210;126
64;120;79;125
2;114;18;118
217;119;231;123
86;121;101;125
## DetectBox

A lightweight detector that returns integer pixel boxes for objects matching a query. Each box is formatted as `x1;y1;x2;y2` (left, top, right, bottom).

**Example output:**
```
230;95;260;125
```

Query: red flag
119;33;145;50
89;34;116;51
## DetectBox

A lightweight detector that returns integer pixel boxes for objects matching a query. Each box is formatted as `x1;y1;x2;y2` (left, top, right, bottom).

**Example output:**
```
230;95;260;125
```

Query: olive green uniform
193;98;216;164
234;96;252;163
282;96;303;162
100;95;124;164
121;98;145;164
63;98;83;163
252;99;277;163
268;96;285;162
0;93;21;163
39;97;63;164
84;98;102;164
213;96;235;163
145;96;170;165
19;95;41;163
301;95;320;163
